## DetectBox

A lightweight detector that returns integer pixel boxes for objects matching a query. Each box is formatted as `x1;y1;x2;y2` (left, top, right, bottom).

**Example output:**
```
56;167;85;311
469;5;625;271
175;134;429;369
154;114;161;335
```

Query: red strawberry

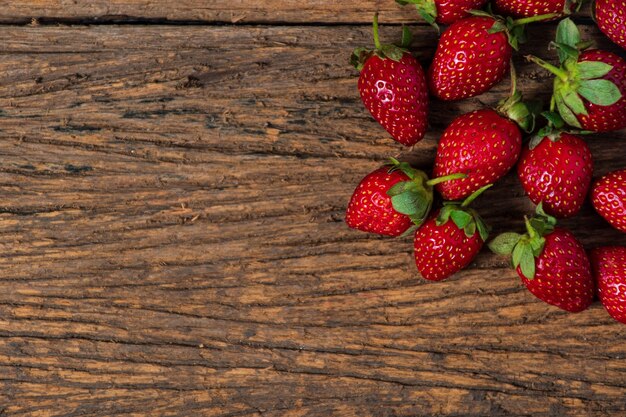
414;185;491;281
489;205;594;312
527;19;626;132
428;11;556;101
517;132;593;218
591;169;626;233
433;87;533;200
596;0;626;51
351;15;429;146
346;159;464;236
591;246;626;324
493;0;578;19
396;0;489;26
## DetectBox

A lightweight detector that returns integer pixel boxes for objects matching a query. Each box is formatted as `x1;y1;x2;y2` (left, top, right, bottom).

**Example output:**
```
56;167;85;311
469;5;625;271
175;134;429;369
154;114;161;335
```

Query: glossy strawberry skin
596;0;626;51
346;167;414;236
435;0;490;25
428;17;512;101
591;246;626;324
359;53;429;146
518;228;594;313
414;211;484;281
591;169;626;233
517;133;593;218
434;109;522;200
493;0;571;19
576;50;626;132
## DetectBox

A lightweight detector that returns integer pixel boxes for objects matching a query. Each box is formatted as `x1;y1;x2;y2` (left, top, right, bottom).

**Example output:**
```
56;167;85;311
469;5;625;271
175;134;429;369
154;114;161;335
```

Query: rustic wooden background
0;1;625;416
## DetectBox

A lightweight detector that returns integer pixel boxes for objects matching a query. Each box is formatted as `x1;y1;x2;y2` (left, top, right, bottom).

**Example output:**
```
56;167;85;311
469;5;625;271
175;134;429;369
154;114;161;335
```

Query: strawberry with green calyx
526;18;626;132
595;0;626;51
489;204;594;312
346;159;466;237
351;14;429;146
428;11;559;101
591;169;626;233
434;65;537;200
493;0;581;20
517;112;593;218
395;0;489;28
414;185;491;281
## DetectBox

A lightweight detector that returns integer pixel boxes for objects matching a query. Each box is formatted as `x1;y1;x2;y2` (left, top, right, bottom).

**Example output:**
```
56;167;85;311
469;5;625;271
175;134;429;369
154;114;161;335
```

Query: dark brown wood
0;9;624;417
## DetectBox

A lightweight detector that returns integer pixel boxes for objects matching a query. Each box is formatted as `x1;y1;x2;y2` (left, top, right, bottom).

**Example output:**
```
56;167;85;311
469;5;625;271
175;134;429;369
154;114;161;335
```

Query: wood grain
0;15;624;417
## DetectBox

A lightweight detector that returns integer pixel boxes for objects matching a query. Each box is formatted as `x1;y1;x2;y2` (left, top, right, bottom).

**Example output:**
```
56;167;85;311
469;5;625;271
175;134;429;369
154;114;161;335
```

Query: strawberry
346;159;465;236
434;81;534;200
351;14;429;146
489;205;594;312
414;185;491;281
591;169;626;233
428;11;557;101
517;127;593;218
493;0;579;19
595;0;626;51
396;0;489;27
591;246;626;324
527;18;626;132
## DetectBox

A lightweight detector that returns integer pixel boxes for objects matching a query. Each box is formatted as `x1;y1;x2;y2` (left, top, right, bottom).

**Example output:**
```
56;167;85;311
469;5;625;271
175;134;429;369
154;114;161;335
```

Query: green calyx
469;9;559;51
488;203;557;279
526;18;622;129
496;63;540;133
436;185;492;242
396;0;439;31
350;13;413;71
386;158;466;232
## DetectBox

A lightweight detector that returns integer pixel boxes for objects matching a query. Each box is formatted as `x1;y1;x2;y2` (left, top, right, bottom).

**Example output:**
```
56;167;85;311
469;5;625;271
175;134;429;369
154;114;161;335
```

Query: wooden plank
0;0;594;24
0;22;624;416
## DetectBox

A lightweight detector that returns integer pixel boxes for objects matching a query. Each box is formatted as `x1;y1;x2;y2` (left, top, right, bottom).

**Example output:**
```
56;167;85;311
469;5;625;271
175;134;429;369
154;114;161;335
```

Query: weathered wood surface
0;4;625;417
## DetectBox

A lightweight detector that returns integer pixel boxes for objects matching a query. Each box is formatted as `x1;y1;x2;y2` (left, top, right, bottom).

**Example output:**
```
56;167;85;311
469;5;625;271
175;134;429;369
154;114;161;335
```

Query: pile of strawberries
345;0;626;323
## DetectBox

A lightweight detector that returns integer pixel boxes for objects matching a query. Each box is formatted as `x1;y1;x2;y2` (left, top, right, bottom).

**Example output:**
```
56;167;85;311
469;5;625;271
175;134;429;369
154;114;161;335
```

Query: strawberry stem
461;184;492;208
526;55;568;81
372;13;382;50
524;216;537;239
426;173;466;186
511;13;559;27
509;61;517;97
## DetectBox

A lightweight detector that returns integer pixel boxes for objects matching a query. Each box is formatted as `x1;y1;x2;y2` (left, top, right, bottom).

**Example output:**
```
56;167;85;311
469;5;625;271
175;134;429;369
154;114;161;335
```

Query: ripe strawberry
428;11;556;101
433;86;534;200
493;0;578;19
527;18;626;132
346;159;464;236
490;205;594;312
591;169;626;233
351;14;429;146
414;185;491;281
595;0;626;51
591;246;626;324
396;0;489;27
517;131;593;218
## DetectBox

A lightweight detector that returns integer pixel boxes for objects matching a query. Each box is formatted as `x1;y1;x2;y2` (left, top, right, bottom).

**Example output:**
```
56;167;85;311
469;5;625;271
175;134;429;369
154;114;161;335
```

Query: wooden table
1;2;625;416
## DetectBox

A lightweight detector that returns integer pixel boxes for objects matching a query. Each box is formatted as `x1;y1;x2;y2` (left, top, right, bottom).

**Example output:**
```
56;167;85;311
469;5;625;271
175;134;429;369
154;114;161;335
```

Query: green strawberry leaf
542;111;565;129
380;44;405;62
397;0;438;27
475;217;490;242
401;25;412;49
555;92;582;128
578;79;622;106
555;18;581;63
400;224;419;238
519;245;536;279
387;181;412;197
577;61;614;80
563;90;589;116
450;210;473;229
512;241;526;267
391;190;426;215
464;221;476;238
488;232;522;255
350;47;372;71
529;134;547;150
468;9;494;17
529;236;546;257
436;205;455;226
550;42;579;62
